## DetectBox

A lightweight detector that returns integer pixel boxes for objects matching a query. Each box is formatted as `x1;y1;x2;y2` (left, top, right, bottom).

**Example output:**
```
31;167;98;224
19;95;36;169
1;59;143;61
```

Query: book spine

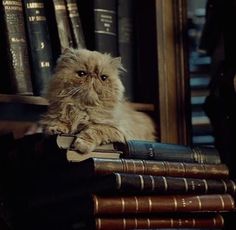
93;0;118;56
0;0;33;95
52;0;74;51
107;173;236;195
117;0;135;100
116;140;221;164
91;158;229;179
93;194;235;214
95;214;224;230
65;0;86;49
23;0;54;96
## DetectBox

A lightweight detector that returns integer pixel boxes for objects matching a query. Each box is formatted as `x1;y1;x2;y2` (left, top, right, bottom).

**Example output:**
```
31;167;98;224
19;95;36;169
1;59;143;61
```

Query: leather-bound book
65;0;86;48
56;134;221;164
92;194;235;215
44;0;74;62
92;173;236;195
117;0;136;101
115;140;222;164
0;0;33;95
23;0;54;96
95;213;224;230
69;157;229;179
78;0;118;56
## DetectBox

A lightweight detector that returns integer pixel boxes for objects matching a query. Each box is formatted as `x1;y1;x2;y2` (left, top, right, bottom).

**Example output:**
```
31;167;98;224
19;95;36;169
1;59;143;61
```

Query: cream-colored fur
40;48;157;153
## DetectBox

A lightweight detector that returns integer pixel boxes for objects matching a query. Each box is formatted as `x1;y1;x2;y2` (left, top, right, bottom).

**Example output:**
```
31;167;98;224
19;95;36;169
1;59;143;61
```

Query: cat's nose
88;72;98;78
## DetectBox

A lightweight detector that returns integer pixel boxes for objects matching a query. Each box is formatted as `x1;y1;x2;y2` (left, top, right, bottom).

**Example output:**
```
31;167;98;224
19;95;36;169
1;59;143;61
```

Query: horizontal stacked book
0;133;235;230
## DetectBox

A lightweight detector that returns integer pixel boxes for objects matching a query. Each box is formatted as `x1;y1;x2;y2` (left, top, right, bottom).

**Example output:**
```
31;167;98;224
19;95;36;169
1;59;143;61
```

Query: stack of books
0;133;235;230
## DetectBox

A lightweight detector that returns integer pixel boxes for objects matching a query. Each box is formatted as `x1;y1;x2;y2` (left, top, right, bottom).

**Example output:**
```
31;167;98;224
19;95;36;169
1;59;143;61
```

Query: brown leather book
70;157;230;179
95;213;224;230
93;173;236;195
92;194;235;215
0;0;33;95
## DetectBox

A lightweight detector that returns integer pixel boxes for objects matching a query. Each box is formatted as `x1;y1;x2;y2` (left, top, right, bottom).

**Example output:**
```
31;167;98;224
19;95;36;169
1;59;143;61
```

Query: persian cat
40;48;156;153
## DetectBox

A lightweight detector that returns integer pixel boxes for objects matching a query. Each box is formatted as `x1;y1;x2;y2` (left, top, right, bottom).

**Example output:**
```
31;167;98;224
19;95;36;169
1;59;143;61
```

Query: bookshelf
0;0;191;144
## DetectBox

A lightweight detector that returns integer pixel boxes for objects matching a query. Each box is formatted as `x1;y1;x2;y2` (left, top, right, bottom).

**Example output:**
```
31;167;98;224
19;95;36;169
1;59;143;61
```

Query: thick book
57;134;221;164
94;213;224;230
69;157;229;179
117;0;136;101
23;0;54;96
0;0;33;95
65;0;86;48
91;194;235;215
92;173;236;195
78;0;118;56
44;0;74;62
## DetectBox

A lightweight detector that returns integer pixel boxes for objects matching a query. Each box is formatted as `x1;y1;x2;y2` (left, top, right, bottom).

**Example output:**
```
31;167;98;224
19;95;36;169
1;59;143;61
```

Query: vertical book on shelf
0;0;33;95
23;0;54;96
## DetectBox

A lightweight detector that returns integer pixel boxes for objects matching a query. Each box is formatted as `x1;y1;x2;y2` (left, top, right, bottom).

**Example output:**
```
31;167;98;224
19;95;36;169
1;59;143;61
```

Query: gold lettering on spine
121;198;125;213
192;218;196;227
139;175;144;190
26;2;44;8
170;219;174;227
203;179;208;193
162;176;168;191
196;196;202;211
116;173;121;189
183;178;188;192
134;196;139;213
148;197;152;212
150;175;155;191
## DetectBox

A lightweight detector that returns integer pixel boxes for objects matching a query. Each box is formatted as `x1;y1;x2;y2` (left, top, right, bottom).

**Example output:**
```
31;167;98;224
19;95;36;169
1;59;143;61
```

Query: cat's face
49;48;125;107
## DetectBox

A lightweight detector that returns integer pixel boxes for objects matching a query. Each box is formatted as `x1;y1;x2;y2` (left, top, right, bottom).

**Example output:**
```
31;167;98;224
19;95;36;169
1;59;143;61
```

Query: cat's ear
110;57;126;72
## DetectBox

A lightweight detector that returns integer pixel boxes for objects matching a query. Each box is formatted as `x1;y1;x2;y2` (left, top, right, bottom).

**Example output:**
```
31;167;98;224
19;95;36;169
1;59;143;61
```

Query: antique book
94;213;224;230
65;0;86;48
0;0;33;95
91;194;235;215
117;0;136;101
44;0;74;61
69;157;229;179
92;173;236;195
116;139;221;164
78;0;118;56
23;0;54;96
57;134;221;164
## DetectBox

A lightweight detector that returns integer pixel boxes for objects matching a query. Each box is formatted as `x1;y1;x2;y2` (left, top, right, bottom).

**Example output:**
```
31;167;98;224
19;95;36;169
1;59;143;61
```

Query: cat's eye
76;70;87;77
101;75;108;81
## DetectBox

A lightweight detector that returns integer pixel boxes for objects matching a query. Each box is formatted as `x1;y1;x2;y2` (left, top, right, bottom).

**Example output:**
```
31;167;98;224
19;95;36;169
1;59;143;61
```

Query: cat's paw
73;137;96;154
44;124;70;135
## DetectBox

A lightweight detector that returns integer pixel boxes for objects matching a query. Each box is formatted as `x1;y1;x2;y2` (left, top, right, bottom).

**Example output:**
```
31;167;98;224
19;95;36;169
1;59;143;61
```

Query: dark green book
78;0;118;56
23;0;54;96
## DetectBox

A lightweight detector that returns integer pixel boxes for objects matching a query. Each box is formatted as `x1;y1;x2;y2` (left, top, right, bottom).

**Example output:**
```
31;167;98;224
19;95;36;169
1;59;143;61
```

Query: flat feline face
50;48;125;106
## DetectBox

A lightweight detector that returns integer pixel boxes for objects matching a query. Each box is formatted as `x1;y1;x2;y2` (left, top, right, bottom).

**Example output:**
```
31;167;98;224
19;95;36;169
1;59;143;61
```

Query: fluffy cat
40;48;157;153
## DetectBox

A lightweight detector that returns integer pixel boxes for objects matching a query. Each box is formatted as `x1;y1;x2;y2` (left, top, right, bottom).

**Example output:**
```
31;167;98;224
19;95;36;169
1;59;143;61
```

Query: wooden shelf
0;94;49;106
